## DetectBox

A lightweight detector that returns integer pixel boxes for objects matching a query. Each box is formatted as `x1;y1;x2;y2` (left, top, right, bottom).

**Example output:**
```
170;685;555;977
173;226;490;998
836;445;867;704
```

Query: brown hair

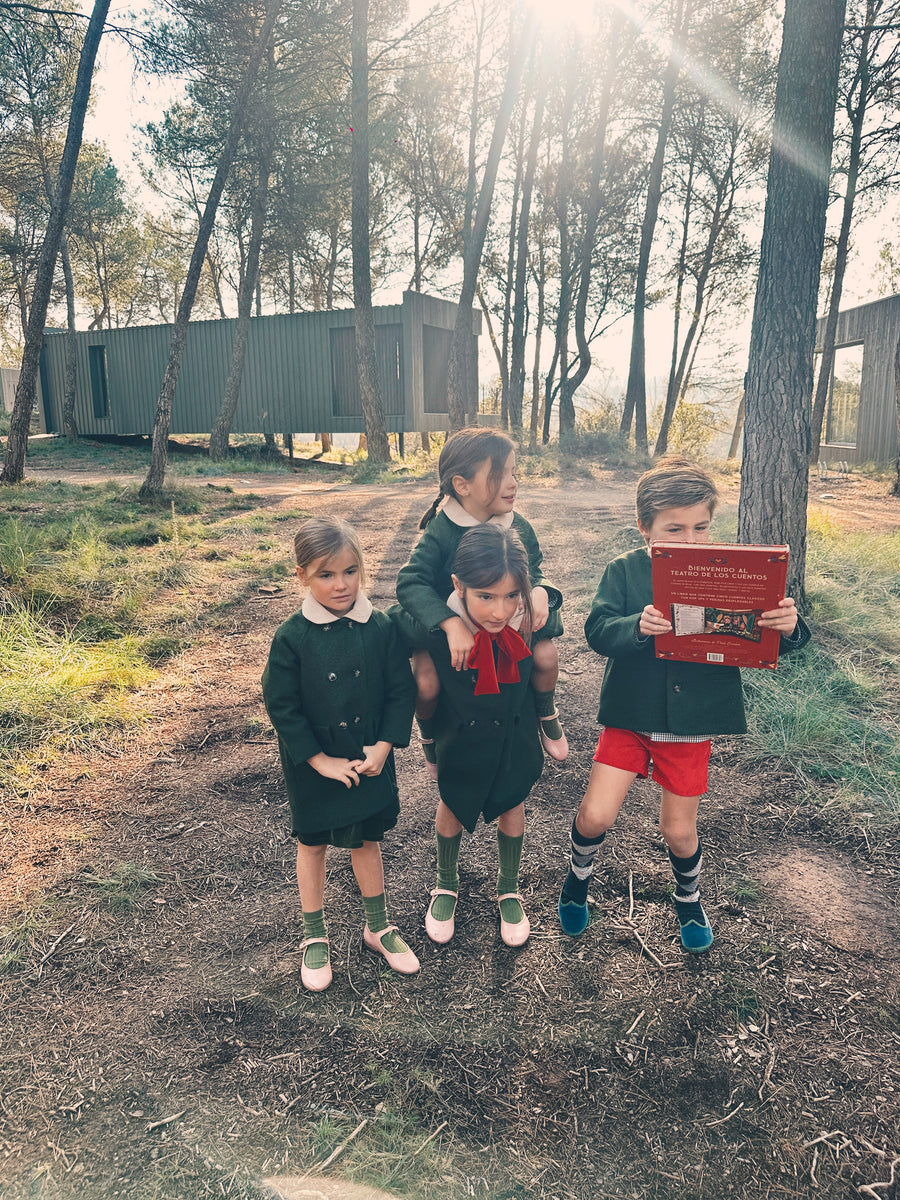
452;523;533;632
419;427;516;529
293;516;366;587
635;456;719;533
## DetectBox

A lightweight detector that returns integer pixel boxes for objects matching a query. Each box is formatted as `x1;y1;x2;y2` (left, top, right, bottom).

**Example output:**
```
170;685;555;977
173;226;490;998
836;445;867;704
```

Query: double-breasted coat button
338;721;347;728
672;684;681;692
328;672;337;681
468;719;476;726
493;719;502;726
354;716;360;724
323;625;331;631
354;669;361;677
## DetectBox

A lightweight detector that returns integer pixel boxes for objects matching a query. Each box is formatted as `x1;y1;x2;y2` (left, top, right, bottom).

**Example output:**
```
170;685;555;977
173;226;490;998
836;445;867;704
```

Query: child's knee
531;638;558;672
413;654;441;703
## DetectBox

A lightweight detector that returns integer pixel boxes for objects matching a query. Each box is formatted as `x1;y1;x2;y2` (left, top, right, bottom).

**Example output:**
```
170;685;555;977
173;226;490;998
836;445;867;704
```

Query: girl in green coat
423;523;545;949
262;517;419;992
395;427;567;776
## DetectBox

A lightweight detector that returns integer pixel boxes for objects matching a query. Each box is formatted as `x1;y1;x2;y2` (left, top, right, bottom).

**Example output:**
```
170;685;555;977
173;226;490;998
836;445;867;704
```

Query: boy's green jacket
585;548;811;736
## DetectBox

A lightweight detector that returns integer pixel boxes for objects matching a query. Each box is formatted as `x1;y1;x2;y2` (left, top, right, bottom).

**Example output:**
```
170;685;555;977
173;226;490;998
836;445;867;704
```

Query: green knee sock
301;908;329;969
534;689;562;740
432;830;462;920
497;830;525;924
417;716;437;764
363;892;408;954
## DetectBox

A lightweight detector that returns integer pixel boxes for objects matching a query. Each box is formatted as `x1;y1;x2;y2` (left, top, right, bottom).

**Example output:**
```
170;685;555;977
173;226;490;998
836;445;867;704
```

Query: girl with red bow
422;524;546;948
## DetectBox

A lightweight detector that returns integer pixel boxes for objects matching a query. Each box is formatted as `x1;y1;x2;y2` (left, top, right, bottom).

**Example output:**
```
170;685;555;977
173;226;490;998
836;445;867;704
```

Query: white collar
446;587;524;633
301;591;373;625
442;497;514;530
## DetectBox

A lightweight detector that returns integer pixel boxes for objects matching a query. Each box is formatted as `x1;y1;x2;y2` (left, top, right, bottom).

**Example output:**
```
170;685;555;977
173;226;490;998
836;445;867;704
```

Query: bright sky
82;0;898;394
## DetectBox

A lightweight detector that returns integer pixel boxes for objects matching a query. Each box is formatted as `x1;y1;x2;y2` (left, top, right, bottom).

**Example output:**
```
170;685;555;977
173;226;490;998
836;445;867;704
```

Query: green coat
262;602;416;835
395;503;563;647
585;548;811;736
430;628;544;832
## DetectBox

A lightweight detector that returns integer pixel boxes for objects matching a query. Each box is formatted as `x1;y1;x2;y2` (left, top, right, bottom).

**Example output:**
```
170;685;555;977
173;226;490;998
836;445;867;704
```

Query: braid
419;489;444;530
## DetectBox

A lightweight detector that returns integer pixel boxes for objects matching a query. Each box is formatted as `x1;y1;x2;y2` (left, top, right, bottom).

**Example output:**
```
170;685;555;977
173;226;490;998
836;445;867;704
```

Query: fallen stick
147;1111;186;1132
39;922;77;966
705;1102;744;1128
316;1118;368;1171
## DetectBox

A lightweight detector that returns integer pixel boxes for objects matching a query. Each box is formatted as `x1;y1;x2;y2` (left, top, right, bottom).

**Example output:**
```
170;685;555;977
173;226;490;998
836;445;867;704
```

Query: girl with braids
421;523;545;947
262;517;419;991
395;427;567;783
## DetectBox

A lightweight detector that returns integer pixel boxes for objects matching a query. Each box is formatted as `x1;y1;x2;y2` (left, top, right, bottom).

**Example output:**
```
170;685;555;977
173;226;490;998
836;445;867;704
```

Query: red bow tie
466;626;531;695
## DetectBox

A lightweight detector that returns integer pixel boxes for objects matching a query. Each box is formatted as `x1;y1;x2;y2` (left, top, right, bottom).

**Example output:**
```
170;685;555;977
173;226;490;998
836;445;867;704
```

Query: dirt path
1;473;898;1200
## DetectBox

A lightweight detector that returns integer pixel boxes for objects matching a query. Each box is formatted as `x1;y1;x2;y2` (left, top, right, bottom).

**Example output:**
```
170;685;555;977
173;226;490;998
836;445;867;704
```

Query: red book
650;542;790;669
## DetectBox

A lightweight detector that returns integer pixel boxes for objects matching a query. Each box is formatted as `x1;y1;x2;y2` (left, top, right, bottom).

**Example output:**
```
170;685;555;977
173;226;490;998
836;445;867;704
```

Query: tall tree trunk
557;15;622;438
543;58;576;444
509;74;547;435
139;0;283;497
728;387;746;459
893;331;900;496
502;106;527;430
1;0;111;484
656;125;699;456
809;0;875;462
737;0;846;606
351;0;391;462
529;241;546;448
447;13;534;431
60;232;79;440
209;134;274;460
620;0;689;453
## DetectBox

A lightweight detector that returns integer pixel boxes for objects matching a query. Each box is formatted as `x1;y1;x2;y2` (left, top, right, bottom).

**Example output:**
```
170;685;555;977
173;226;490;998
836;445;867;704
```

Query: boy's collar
301;592;373;625
446;587;524;633
442;497;514;530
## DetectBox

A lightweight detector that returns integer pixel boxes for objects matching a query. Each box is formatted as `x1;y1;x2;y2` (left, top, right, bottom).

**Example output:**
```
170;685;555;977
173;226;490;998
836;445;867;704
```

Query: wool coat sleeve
373;614;417;747
395;517;458;633
261;622;323;767
584;553;648;659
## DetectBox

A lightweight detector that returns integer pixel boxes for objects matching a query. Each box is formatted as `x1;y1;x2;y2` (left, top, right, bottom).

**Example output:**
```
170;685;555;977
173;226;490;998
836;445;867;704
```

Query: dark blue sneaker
558;888;589;937
674;898;713;953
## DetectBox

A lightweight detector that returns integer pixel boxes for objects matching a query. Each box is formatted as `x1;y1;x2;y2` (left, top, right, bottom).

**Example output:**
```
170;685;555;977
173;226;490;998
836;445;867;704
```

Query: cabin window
89;345;110;419
824;342;862;447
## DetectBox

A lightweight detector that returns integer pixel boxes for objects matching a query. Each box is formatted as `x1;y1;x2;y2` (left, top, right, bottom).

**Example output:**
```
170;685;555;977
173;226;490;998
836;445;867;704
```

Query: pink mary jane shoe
539;714;569;761
299;937;332;992
425;888;458;944
497;893;531;947
363;924;420;974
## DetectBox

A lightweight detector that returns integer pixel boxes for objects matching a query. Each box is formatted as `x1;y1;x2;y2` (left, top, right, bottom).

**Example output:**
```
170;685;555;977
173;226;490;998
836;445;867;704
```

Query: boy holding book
558;457;810;951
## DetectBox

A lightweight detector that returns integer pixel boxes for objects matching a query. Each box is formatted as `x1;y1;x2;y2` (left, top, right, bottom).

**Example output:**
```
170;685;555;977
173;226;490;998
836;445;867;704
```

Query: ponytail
419;489;444;530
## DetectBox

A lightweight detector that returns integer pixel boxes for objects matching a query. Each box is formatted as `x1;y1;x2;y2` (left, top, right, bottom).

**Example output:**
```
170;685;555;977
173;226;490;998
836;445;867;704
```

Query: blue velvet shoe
674;898;714;953
558;887;589;937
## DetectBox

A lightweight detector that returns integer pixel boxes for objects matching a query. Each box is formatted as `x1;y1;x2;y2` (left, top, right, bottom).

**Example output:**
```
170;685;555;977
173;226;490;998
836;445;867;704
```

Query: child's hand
758;597;799;635
308;752;362;788
357;741;391;777
440;615;476;671
530;586;550;632
639;604;672;638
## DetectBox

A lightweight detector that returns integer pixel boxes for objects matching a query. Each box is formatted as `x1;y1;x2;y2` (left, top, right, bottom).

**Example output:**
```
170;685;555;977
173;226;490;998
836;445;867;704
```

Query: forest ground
1;461;899;1200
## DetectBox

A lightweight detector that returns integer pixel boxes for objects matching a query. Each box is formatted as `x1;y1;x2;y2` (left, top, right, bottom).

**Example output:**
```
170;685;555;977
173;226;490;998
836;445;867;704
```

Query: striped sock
561;818;606;905
668;840;703;909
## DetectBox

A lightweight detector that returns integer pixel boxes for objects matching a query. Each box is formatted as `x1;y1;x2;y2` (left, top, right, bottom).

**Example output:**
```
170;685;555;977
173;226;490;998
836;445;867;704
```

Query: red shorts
593;728;711;797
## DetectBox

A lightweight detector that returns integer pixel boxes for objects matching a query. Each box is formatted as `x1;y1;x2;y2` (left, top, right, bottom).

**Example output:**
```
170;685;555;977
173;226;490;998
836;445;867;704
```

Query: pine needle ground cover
1;461;898;1200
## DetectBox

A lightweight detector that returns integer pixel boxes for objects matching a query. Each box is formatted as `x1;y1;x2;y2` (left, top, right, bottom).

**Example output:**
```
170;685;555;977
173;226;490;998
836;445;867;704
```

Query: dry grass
1;467;898;1200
